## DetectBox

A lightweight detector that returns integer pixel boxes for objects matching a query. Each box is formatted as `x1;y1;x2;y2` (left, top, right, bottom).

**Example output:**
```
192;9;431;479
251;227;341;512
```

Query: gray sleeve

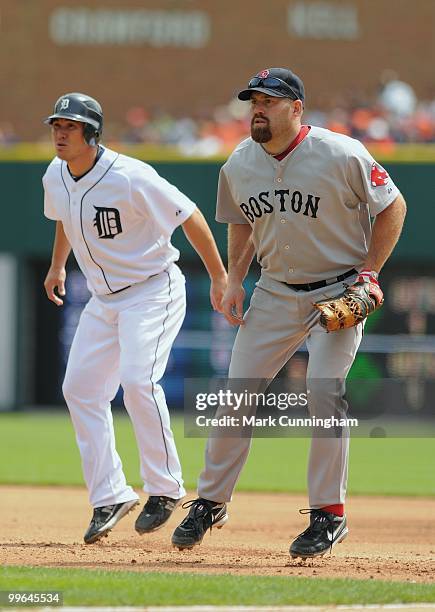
346;143;400;216
215;167;249;224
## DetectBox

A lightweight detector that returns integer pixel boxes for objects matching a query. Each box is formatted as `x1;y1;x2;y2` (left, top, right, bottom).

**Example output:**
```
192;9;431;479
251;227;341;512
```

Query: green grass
1;566;435;606
0;412;433;496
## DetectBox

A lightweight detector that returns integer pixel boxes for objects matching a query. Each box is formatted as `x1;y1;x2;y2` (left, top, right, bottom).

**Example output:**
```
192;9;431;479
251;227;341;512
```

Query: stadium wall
0;161;432;261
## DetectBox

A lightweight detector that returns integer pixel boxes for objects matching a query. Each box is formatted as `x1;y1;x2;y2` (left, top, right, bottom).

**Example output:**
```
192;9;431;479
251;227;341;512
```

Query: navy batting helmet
45;92;103;145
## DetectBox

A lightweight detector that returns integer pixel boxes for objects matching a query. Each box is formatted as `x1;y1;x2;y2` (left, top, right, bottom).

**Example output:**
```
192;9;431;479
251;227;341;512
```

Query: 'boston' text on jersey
240;189;320;223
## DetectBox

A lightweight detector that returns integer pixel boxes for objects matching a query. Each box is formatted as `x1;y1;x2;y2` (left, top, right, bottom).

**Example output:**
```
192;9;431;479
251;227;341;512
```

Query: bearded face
251;115;273;143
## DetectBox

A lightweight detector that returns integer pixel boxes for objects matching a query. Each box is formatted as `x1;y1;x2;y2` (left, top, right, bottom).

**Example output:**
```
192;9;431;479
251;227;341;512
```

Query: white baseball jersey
216;126;400;283
43;146;196;295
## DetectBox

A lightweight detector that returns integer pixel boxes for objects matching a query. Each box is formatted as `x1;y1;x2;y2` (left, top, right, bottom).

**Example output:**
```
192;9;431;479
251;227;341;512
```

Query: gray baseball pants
198;271;362;508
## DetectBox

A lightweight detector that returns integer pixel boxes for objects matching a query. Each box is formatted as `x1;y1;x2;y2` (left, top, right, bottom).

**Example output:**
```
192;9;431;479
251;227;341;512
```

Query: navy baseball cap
238;68;305;102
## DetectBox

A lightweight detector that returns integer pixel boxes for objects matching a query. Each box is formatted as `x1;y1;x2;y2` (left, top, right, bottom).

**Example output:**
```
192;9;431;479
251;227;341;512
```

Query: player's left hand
314;270;383;332
210;271;228;313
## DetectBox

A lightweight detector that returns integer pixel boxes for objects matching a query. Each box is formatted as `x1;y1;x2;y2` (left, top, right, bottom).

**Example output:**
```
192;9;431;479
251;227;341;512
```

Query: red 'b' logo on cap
258;69;270;78
371;162;389;187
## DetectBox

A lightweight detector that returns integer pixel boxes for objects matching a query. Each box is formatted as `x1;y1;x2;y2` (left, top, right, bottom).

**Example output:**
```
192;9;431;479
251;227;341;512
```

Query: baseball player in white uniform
42;92;227;544
172;68;406;557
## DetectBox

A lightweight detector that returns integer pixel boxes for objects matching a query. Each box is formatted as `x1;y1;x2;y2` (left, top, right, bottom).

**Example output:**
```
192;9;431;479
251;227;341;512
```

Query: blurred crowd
3;73;435;156
104;74;435;156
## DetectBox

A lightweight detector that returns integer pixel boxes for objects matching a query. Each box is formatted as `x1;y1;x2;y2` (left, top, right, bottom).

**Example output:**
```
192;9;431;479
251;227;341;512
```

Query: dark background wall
1;159;433;408
0;160;432;261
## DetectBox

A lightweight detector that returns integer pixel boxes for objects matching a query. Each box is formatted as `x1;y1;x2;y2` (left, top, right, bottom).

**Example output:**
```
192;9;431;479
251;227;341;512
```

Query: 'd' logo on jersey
371;162;389;187
93;206;123;239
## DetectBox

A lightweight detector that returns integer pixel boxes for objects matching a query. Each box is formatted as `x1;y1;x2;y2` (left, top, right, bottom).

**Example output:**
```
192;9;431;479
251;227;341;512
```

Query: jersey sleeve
346;142;400;216
215;166;249;224
132;165;196;237
42;172;60;220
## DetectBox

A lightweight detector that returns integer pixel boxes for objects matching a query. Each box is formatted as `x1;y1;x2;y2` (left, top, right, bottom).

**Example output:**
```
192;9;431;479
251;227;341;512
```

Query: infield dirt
2;486;434;582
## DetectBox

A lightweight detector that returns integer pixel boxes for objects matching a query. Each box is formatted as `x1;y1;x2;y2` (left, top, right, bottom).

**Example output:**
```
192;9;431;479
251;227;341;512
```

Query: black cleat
289;509;348;559
84;499;139;544
135;496;180;534
171;498;228;550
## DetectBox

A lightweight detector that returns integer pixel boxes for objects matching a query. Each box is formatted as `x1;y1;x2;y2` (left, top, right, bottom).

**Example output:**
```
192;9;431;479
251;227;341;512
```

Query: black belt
286;268;357;292
107;273;160;296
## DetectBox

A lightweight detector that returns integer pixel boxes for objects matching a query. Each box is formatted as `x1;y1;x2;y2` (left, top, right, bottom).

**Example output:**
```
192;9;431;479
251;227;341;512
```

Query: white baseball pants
63;264;186;508
198;271;363;507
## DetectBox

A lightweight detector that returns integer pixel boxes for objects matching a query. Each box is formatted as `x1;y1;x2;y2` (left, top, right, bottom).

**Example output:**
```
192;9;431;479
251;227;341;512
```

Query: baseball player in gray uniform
42;92;227;544
172;68;406;558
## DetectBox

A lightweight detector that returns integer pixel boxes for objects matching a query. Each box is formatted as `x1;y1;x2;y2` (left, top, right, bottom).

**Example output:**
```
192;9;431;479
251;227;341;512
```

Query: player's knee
62;375;91;406
306;377;348;418
120;367;153;398
62;368;99;404
62;369;79;403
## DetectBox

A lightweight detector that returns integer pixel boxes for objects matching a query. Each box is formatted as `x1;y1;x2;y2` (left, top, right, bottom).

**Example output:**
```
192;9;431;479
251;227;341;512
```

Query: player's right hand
44;266;66;306
222;283;246;326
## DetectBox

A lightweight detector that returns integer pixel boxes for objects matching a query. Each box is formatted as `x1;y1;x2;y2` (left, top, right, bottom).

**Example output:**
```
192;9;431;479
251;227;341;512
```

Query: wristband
359;269;379;283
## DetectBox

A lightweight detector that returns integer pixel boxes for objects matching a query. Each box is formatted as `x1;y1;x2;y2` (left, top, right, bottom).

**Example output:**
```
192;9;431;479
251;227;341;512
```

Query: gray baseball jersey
216;126;400;283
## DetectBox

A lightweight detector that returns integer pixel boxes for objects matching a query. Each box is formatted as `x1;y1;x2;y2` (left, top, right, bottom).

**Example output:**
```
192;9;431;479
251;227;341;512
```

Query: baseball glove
313;275;384;332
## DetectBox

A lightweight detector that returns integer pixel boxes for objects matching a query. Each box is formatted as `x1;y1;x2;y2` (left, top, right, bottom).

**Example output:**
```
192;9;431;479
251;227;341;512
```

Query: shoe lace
299;508;338;553
180;498;219;537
